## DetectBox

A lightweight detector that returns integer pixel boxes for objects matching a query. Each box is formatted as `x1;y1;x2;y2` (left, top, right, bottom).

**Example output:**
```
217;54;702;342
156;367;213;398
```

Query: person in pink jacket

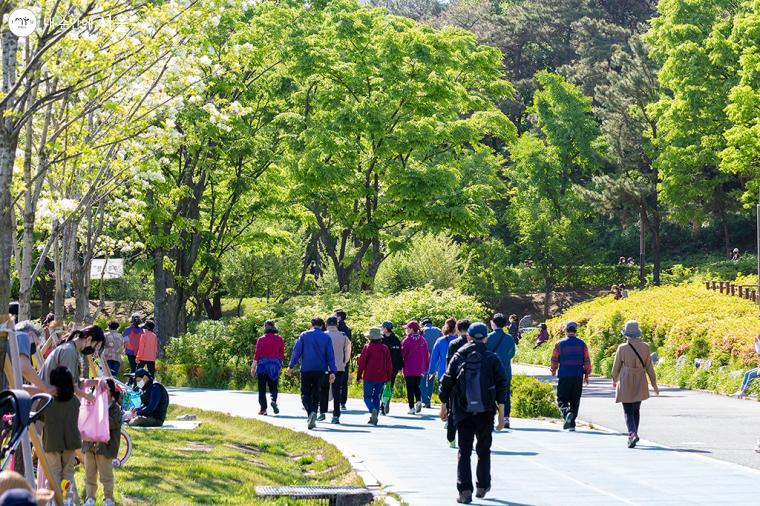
401;320;430;415
137;320;159;377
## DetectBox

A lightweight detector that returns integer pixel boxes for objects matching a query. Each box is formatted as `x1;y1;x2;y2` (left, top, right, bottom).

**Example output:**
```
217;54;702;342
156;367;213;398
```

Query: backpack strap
628;342;648;369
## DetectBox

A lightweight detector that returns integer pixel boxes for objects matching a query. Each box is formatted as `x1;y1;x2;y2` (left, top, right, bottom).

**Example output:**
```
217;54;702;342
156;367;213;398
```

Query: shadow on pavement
511;427;560;433
491;450;538;457
635;445;711;454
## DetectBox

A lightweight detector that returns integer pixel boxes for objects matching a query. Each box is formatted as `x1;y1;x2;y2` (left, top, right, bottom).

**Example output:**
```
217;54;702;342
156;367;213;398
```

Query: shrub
511;375;560;418
515;284;760;394
375;235;463;294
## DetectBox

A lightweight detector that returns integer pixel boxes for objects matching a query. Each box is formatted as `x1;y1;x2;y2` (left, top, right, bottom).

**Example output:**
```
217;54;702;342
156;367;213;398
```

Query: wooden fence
705;280;758;303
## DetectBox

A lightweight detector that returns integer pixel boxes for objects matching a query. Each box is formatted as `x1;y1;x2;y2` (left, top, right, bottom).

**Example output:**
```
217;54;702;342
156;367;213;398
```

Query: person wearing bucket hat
380;321;403;415
612;320;659;448
357;327;393;425
550;321;591;431
401;321;430;414
251;320;285;415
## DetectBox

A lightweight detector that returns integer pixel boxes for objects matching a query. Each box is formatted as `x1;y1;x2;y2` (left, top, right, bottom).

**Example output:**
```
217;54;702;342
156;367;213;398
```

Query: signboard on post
90;258;124;279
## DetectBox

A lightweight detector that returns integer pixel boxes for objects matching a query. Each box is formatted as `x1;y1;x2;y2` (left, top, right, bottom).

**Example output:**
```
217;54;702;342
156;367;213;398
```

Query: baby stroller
0;389;52;471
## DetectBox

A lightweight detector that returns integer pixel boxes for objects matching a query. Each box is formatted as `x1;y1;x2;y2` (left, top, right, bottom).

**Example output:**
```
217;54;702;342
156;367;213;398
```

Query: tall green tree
281;0;516;291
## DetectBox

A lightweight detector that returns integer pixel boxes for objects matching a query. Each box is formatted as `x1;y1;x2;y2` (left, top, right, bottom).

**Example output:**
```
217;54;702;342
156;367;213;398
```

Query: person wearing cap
439;322;507;504
612;320;659;448
321;316;351;423
123;314;143;376
127;368;169;427
137;319;158;377
487;313;516;429
401;320;430;414
287;317;337;430
420;317;442;408
550;321;592;431
731;247;740;261
251;320;285;415
380;321;403;415
334;309;352;410
357;327;392;426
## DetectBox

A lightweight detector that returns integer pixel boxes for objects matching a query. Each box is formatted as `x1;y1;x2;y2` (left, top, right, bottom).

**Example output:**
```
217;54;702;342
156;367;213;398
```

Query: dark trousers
340;364;349;405
320;371;343;416
623;401;641;435
107;360;121;377
127;354;137;374
557;376;583;426
301;371;326;415
456;412;494;492
139;361;156;376
446;400;456;443
257;373;278;411
505;378;512;418
405;376;422;408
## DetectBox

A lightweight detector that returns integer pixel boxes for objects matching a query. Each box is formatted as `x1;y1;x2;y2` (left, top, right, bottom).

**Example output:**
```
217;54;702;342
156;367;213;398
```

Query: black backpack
455;349;489;414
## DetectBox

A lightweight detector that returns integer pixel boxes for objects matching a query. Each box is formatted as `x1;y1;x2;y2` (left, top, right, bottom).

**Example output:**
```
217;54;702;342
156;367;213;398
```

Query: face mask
136;379;146;389
82;345;96;355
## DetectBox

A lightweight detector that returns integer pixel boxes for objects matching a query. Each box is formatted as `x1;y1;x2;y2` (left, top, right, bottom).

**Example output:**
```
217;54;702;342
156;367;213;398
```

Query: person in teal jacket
487;313;516;428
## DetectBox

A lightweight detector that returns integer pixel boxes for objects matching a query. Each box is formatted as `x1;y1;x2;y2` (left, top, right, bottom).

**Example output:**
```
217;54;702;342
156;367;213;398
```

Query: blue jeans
363;381;384;413
107;360;121;377
421;374;434;406
741;368;760;393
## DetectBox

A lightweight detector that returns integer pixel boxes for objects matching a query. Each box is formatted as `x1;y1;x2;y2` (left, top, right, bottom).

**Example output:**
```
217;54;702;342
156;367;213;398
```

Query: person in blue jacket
420;317;442;408
487;313;516;429
428;318;458;383
287;317;337;430
128;369;169;427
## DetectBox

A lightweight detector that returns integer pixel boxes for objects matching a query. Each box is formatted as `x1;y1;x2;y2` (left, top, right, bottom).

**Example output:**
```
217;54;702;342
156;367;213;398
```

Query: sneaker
633;434;640;446
415;401;422;413
104;500;116;506
754;440;760;453
341;404;347;411
271;401;279;414
331;416;340;424
408;408;415;415
307;412;317;430
449;440;457;449
475;487;491;499
370;409;379;425
627;434;636;448
258;409;267;416
317;413;326;422
568;425;576;432
457;490;473;504
380;404;385;415
563;412;573;430
84;499;96;506
505;418;510;429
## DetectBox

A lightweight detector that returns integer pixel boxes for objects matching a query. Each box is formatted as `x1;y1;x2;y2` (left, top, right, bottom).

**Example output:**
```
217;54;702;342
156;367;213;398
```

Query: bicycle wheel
115;427;132;467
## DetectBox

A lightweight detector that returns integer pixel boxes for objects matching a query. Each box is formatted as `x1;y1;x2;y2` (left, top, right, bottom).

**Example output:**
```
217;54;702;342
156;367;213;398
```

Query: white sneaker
105;500;116;506
734;390;745;399
84;499;96;506
754;440;760;453
408;408;415;415
415;401;422;413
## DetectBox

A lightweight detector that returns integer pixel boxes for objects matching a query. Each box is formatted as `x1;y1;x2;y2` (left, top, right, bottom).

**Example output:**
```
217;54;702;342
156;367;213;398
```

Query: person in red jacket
357;326;392;426
251;320;286;415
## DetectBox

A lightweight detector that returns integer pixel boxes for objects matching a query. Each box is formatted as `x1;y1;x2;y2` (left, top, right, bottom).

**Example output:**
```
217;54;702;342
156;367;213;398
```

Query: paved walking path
170;388;759;505
513;362;760;470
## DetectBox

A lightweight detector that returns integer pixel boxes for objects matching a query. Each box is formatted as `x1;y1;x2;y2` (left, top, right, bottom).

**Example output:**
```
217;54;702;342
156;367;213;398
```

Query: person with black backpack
439;322;507;504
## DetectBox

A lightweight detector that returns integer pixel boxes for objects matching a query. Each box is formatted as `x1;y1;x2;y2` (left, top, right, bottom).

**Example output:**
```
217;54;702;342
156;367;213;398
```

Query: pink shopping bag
78;380;110;443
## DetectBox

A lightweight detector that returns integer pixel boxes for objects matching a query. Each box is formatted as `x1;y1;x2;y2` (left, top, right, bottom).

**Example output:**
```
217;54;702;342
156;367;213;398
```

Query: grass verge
74;405;360;505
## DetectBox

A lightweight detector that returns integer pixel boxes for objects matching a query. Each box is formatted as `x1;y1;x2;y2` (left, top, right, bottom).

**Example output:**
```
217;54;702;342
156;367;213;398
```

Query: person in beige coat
612;320;659;448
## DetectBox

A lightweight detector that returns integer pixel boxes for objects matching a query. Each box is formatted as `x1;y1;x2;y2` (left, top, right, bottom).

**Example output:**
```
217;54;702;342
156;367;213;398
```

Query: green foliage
511;375;561;419
375;235;463;293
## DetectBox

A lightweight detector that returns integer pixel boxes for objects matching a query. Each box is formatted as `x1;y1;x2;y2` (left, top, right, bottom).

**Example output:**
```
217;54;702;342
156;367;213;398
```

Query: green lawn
75;405;360;505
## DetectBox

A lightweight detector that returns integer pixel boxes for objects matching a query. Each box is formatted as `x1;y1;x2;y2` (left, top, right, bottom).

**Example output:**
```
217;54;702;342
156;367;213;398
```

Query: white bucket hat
621;320;642;338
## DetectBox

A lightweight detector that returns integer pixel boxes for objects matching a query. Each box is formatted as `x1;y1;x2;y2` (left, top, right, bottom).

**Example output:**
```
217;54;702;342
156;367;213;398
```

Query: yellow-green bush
516;284;760;393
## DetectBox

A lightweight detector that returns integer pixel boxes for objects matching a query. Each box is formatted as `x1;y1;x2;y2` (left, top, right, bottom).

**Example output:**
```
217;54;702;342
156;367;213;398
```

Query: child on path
83;379;123;506
550;321;592;431
137;320;158;376
401;321;429;414
251;320;285;415
40;366;81;505
357;327;392;425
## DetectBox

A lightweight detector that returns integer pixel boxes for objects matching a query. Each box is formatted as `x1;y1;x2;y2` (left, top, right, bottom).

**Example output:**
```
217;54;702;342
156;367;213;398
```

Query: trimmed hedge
515;284;760;394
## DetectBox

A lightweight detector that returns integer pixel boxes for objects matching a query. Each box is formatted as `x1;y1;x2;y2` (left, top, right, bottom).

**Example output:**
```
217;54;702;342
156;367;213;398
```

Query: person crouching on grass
357;327;392;426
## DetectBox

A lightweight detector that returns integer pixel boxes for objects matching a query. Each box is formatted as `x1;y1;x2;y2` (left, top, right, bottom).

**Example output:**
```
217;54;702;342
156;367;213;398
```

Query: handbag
78;379;110;443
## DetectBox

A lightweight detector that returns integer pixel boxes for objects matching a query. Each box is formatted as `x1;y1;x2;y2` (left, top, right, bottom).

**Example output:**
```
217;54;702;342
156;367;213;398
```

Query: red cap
403;320;420;332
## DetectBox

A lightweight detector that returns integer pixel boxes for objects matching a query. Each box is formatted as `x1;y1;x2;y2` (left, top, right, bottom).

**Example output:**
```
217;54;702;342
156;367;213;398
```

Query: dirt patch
171;441;213;452
226;442;264;454
495;289;607;321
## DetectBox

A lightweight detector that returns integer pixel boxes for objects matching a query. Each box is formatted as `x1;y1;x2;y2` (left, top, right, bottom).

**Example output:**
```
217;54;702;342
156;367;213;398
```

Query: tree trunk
361;238;383;291
0;30;19;312
53;221;64;320
638;207;647;288
650;211;661;286
543;278;554;319
720;208;731;258
153;247;180;347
